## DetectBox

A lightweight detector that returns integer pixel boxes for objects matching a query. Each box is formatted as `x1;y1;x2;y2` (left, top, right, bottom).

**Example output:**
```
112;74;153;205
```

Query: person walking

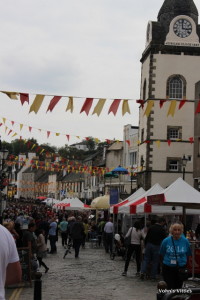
48;217;58;254
35;229;49;273
122;221;143;276
59;218;68;247
140;217;166;280
0;224;22;299
104;217;114;254
70;216;84;258
160;222;191;289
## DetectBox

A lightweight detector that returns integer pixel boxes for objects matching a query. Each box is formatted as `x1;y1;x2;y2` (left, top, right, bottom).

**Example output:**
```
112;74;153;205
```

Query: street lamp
182;155;188;180
130;166;134;194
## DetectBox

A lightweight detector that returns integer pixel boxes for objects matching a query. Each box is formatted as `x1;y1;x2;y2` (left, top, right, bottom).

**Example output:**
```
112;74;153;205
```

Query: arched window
167;75;186;99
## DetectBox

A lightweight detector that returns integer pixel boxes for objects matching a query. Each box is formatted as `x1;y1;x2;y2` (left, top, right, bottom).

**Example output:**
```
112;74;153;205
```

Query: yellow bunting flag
56;133;60;136
144;100;154;117
12;132;17;137
122;100;131;116
40;149;45;154
167;100;177;117
5;126;8;133
2;91;19;100
2;118;6;124
31;144;36;150
20;124;23;131
76;136;80;139
155;140;161;148
92;98;106;116
29;94;45;114
66;97;74;113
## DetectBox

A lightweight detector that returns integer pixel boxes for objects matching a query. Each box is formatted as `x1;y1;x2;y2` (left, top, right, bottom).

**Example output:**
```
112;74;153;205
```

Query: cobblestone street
6;240;157;300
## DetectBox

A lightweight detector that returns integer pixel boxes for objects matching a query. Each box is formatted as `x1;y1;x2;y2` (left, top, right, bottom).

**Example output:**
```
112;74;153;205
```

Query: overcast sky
0;0;200;148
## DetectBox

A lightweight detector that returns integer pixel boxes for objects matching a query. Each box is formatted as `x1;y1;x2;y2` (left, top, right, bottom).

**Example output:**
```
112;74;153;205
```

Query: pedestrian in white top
122;221;143;276
104;218;114;254
0;224;22;300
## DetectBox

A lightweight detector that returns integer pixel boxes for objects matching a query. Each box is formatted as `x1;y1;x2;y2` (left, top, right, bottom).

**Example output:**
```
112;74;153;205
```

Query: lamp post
130;166;134;194
182;155;188;181
0;138;9;217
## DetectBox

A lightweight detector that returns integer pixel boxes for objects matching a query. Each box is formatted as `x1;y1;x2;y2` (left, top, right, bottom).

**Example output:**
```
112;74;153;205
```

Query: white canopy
53;197;90;210
109;187;145;214
42;198;60;206
118;183;164;214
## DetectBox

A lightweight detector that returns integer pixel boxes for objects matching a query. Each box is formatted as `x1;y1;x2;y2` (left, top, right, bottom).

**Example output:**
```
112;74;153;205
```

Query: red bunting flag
108;99;121;115
66;135;70;141
29;126;32;132
47;131;51;138
20;93;29;105
85;137;90;141
145;140;151;144
159;100;166;108
7;129;12;135
189;137;194;144
0;123;2;127
126;140;130;146
46;96;62;113
11;121;14;126
80;98;93;115
167;140;171;146
179;99;187;110
105;139;111;144
136;99;144;108
195;100;200;114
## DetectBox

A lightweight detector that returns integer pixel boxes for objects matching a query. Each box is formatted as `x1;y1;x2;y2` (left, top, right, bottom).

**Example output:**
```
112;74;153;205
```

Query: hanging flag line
0;121;194;150
1;90;200;116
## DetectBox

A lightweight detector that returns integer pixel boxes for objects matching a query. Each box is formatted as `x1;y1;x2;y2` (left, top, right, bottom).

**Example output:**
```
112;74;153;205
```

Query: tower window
167;126;182;140
167;75;186;99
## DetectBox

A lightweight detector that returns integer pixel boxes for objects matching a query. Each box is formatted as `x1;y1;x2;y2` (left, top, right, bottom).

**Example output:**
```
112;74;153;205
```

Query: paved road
6;240;158;300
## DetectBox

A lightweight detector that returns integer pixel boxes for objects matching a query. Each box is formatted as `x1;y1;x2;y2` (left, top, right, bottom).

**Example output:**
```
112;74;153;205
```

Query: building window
167;126;182;140
143;79;146;100
167;75;186;99
130;152;137;166
167;158;181;172
141;128;144;143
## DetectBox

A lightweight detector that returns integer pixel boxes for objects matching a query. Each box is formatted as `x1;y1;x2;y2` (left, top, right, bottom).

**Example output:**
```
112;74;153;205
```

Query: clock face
173;19;192;38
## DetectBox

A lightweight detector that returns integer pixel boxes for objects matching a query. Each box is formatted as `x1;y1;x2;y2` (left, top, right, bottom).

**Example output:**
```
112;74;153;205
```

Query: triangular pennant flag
29;126;32;132
5;126;8;133
167;140;171;146
56;133;60;136
11;121;14;126
105;139;111;144
66;135;70;141
40;149;45;154
0;123;3;127
136;99;144;108
2;118;6;124
126;140;130;146
20;93;29;105
76;136;80;139
2;91;19;100
167;100;177;117
144;100;154;117
108;99;121;115
92;98;106;116
29;94;45;114
195;100;200;114
179;99;187;110
189;137;194;144
20;124;23;131
47;131;51;138
80;98;93;115
7;129;12;135
159;100;166;108
122;100;130;116
12;132;17;137
66;97;74;113
155;140;161;148
46;96;62;113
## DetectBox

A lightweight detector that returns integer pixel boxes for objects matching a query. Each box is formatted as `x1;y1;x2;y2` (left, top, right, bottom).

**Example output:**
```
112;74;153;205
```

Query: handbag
124;227;133;247
171;237;189;281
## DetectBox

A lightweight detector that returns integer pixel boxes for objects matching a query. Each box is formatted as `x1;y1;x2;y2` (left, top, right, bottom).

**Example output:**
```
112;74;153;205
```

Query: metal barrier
34;272;42;300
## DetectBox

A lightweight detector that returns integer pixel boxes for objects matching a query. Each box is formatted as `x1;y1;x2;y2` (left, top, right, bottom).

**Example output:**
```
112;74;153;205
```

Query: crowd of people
0;199;196;299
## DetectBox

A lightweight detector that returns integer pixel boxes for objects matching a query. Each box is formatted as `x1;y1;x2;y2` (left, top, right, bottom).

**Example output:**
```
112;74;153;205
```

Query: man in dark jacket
140;217;166;280
70;216;84;258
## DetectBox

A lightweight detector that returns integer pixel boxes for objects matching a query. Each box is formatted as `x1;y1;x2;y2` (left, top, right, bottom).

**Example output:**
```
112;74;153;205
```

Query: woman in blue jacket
160;222;191;289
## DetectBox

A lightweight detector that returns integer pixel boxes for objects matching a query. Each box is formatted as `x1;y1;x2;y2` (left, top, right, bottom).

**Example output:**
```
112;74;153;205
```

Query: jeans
124;244;141;273
61;231;68;246
49;235;57;253
73;239;83;257
104;233;113;253
140;242;160;278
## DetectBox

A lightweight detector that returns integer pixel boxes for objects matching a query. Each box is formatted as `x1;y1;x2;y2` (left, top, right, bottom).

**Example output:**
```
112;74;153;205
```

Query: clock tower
137;0;200;189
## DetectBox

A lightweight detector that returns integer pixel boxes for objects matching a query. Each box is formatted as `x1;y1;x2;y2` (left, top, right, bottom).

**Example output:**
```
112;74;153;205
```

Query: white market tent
53;197;90;210
146;177;200;215
42;198;60;206
118;183;164;214
110;187;145;214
